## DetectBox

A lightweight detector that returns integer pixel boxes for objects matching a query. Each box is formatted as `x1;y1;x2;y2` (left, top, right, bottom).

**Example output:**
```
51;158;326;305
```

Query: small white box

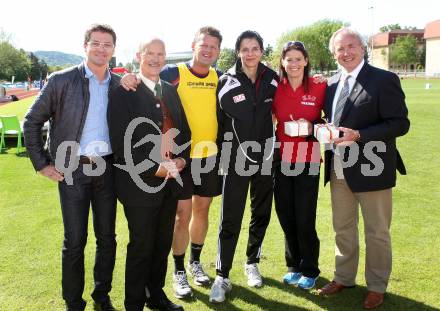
284;120;309;137
314;124;339;143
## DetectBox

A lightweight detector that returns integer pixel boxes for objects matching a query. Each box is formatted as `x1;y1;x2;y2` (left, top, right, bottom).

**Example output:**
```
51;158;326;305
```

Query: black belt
79;154;113;164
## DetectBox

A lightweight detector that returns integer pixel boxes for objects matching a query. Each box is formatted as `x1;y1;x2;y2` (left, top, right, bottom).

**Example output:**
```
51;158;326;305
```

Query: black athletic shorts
179;155;222;200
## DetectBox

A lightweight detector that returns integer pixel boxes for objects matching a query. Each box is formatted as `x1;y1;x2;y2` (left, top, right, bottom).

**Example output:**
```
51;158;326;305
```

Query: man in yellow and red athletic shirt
121;26;223;299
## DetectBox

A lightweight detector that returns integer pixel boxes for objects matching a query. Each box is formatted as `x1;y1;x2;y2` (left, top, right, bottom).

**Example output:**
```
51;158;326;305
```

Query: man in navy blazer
317;28;410;310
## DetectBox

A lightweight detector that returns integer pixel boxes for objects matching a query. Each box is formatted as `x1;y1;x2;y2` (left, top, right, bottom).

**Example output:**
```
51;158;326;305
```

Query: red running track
7;88;40;99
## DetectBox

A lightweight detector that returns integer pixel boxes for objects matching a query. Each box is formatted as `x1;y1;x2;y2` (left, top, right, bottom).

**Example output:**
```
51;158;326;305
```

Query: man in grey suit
317;28;410;310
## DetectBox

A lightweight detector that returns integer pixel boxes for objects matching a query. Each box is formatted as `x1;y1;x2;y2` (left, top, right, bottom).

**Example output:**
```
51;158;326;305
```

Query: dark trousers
123;189;178;311
273;162;320;278
58;161;117;310
216;168;273;277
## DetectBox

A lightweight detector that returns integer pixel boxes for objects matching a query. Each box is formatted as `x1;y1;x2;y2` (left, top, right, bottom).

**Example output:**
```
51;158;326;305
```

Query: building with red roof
370;30;425;71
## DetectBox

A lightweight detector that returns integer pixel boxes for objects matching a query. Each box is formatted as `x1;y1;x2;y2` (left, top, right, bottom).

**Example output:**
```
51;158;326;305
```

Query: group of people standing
23;22;409;311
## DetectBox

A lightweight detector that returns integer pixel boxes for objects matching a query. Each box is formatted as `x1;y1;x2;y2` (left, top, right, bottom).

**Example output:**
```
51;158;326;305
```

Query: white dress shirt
331;59;365;123
139;73;161;95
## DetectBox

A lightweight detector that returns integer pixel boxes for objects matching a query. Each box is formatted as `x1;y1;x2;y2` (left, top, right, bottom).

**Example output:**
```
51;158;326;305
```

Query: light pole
368;6;375;64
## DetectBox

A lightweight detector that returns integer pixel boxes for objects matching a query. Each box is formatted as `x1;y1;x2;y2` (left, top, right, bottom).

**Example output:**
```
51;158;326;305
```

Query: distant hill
34;51;84;66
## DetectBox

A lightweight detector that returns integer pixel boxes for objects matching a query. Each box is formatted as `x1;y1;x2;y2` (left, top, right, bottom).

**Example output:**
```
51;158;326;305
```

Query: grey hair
138;38;165;53
328;27;366;54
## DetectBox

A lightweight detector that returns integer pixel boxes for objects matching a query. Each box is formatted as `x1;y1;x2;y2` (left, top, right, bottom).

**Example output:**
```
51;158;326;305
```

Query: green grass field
0;96;36;119
1;79;439;310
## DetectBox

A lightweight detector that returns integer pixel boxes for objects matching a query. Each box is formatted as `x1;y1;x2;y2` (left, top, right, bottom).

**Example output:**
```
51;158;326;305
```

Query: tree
380;24;402;32
418;44;426;69
39;59;49;79
0;29;31;81
262;44;273;61
29;52;40;80
380;24;418;32
217;48;236;72
28;52;49;80
389;35;419;72
125;62;134;73
274;19;345;73
0;41;31;81
0;28;12;43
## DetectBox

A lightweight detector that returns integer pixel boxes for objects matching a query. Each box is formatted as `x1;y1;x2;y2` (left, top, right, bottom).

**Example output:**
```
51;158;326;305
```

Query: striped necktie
333;75;351;126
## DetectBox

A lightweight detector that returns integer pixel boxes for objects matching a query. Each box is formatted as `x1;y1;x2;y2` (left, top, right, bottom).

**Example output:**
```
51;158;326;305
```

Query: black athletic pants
273;162;320;278
215;167;273;277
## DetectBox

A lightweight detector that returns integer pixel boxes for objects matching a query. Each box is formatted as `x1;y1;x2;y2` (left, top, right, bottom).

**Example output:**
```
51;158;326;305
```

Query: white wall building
424;20;440;77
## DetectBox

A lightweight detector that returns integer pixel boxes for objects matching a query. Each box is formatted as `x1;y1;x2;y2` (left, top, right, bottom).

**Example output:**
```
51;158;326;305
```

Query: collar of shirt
281;77;304;96
83;61;111;84
139;72;161;95
330;59;364;123
341;59;364;95
340;59;364;82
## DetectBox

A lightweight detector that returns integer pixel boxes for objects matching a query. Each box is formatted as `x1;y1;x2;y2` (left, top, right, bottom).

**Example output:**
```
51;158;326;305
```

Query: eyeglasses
283;41;306;50
87;41;114;50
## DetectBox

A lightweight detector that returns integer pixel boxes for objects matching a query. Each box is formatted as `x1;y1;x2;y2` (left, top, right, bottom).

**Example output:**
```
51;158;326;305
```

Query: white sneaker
188;261;210;286
244;263;263;288
209;276;232;303
172;271;193;299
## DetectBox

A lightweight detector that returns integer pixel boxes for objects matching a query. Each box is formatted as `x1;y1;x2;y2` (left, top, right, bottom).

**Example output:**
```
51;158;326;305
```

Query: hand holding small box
284;115;310;137
314;122;340;143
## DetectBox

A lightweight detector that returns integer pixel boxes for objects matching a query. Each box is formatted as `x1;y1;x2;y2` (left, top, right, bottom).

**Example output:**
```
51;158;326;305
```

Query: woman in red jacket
272;41;326;290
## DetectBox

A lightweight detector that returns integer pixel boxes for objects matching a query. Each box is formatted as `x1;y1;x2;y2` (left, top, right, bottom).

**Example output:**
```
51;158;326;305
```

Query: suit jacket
108;80;191;207
324;63;410;192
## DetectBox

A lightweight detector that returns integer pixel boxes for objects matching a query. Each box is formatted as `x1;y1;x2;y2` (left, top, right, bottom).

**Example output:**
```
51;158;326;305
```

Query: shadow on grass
16;150;29;157
265;277;439;310
0;138;28;157
190;284;309;311
183;277;438;310
0;148;28;157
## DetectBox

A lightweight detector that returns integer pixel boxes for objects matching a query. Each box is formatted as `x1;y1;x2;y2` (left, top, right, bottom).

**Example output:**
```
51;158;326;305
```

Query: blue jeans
58;160;117;310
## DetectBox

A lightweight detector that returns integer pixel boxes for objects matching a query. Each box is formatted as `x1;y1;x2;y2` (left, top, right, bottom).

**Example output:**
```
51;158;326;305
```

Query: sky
1;0;439;64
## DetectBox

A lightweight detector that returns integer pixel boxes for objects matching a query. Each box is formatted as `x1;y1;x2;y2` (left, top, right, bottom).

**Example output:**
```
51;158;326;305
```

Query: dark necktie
154;82;162;99
333;75;351;126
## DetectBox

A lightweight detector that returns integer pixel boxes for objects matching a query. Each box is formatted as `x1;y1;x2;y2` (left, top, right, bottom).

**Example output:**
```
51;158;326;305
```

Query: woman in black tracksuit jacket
213;30;279;294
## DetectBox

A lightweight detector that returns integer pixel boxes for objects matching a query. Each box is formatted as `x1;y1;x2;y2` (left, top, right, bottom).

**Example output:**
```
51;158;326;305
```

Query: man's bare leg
171;199;193;298
173;199;192;257
186;195;213;286
189;196;213;245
